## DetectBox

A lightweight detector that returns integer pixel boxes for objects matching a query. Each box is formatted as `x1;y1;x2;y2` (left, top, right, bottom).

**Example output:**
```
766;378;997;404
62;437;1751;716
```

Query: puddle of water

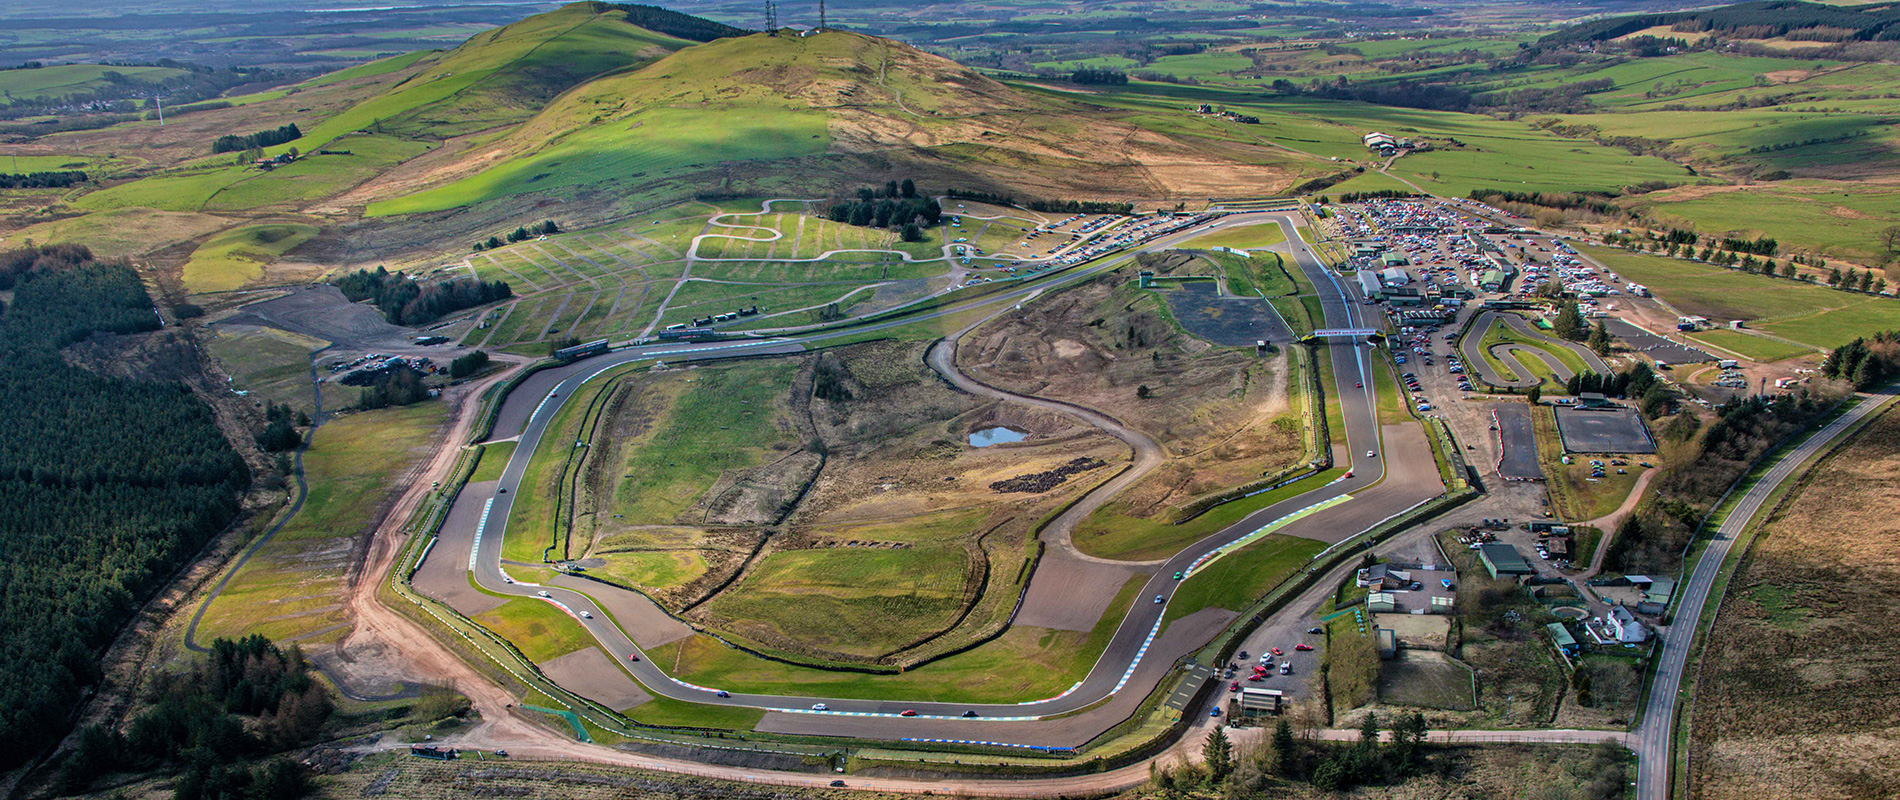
968;427;1028;447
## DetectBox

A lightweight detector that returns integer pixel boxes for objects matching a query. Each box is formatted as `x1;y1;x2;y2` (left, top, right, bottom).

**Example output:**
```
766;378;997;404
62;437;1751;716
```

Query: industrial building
1478;543;1535;578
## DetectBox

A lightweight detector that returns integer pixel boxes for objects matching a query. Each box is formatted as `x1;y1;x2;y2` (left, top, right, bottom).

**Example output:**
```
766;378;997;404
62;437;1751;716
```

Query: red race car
1295;644;1314;651
628;654;641;662
900;710;918;717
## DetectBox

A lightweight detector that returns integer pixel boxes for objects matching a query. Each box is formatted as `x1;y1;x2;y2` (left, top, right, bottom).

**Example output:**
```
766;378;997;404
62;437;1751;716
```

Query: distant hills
1545;0;1900;44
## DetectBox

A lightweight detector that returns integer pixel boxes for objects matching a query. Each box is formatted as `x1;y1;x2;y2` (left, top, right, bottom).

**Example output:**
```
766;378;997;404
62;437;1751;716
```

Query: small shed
1367;592;1397;613
1546;622;1579;657
1577;392;1611;408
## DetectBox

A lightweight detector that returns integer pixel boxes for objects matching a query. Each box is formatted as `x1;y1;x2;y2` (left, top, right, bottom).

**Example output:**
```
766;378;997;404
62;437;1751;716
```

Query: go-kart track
414;211;1446;746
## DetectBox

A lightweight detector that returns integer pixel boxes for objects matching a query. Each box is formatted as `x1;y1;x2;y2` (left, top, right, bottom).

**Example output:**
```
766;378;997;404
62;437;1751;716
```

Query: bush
449;350;490;379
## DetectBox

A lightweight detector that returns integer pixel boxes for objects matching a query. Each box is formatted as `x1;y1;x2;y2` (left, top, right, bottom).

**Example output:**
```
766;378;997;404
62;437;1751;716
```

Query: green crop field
182;223;320;293
1625;182;1900;263
0;64;187;104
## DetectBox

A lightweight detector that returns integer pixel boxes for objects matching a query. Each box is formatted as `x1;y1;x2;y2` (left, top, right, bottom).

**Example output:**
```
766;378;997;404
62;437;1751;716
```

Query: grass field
182;223;320;293
9;208;232;258
204;326;323;416
370;105;826;216
1626;181;1900;263
1074;468;1345;561
472;598;595;663
1481;316;1591;379
701;512;979;658
1581;244;1900;349
1533;404;1648;521
1689;405;1900;797
1189;222;1287;251
469;441;516;483
502;361;645;563
1164;533;1326;623
1689;329;1816;363
643;575;1147;707
77;135;430;214
195;402;448;644
604;360;799;524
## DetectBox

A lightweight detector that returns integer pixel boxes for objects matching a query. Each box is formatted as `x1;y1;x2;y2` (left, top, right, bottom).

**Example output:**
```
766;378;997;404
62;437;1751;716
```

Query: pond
967;426;1029;447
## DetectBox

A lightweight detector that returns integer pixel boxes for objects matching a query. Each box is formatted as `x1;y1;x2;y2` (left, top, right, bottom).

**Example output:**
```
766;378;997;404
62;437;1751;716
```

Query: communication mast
818;0;826;31
764;0;778;34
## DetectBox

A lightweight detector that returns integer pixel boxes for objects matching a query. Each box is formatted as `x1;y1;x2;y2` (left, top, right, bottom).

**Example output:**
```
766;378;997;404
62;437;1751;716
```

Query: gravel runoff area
538;647;653;712
1492;404;1543;481
215;285;442;355
1604;318;1711;367
1157;282;1295;346
1555;406;1657;454
1014;554;1142;632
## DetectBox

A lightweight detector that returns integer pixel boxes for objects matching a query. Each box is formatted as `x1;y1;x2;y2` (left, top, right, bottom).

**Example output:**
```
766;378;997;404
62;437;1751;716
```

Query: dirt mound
991;456;1110;493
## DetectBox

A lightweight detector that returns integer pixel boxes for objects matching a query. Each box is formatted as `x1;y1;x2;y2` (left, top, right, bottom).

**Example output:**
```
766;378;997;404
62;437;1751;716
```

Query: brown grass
1688;405;1900;800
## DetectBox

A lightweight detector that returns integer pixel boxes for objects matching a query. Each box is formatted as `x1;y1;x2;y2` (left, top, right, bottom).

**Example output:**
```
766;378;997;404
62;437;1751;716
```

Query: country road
1630;386;1896;799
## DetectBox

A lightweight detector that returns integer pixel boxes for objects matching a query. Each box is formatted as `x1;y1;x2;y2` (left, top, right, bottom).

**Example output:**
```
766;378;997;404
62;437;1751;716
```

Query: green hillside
368;29;1320;215
283;2;722;150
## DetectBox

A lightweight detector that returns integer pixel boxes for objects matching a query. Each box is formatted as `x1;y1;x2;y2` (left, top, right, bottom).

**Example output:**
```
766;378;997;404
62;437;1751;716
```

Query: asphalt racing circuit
379;206;1900;800
407;210;1447;748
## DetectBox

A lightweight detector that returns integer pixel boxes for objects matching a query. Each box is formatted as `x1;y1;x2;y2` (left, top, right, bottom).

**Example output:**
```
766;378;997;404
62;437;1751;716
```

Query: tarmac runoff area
413;481;506;616
1157;281;1296;346
1492;404;1543;481
1555;406;1657;454
1604;318;1710;366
